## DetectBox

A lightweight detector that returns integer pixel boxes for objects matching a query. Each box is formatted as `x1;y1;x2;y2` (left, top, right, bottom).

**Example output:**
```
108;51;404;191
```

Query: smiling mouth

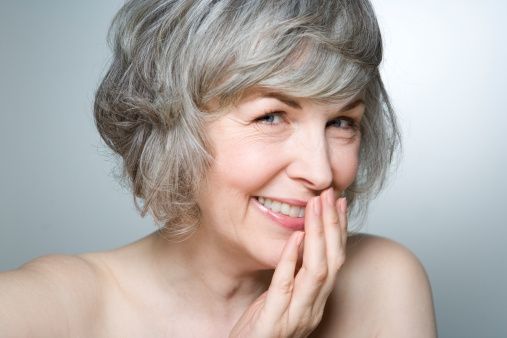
254;196;305;218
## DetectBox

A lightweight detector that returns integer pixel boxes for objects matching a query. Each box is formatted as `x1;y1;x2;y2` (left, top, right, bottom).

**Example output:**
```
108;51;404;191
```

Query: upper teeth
257;197;305;218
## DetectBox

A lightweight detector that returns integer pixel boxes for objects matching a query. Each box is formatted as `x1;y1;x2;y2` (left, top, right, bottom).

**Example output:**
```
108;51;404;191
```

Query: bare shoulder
313;234;437;338
0;254;106;338
345;233;429;278
19;253;103;281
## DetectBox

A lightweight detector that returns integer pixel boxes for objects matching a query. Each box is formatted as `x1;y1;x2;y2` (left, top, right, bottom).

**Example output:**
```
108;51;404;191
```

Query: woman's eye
253;113;358;134
326;117;357;130
254;112;285;125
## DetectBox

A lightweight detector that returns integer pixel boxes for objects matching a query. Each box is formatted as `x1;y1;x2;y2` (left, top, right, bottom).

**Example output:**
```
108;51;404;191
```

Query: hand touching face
197;89;363;269
229;187;349;338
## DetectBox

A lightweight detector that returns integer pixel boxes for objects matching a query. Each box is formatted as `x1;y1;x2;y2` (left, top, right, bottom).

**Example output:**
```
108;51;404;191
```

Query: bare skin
0;91;436;337
0;228;436;337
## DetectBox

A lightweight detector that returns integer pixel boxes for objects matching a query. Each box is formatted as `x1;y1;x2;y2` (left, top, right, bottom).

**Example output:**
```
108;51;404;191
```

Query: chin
248;237;289;271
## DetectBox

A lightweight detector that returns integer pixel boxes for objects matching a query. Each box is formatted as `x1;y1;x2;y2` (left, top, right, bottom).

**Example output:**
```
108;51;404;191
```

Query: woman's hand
229;187;348;338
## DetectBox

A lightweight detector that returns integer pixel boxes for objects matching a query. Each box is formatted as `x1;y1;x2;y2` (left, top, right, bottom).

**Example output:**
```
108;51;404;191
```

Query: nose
285;130;333;192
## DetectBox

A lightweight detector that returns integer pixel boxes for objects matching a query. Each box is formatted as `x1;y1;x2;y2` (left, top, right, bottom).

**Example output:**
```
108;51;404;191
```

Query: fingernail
313;197;321;216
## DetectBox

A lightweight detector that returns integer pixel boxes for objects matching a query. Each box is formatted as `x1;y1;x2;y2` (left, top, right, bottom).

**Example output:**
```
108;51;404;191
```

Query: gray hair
94;0;401;239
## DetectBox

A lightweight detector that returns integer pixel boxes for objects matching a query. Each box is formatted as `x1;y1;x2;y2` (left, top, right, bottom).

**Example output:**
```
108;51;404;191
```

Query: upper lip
257;196;309;208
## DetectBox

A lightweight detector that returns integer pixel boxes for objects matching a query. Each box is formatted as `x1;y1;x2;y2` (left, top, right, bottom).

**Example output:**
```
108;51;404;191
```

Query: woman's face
196;88;364;269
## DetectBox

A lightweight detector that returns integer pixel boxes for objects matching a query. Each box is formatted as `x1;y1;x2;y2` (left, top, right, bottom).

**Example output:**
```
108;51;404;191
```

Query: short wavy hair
94;0;401;239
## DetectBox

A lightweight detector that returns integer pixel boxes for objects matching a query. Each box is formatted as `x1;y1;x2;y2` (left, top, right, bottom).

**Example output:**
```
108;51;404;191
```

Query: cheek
213;139;283;193
330;142;360;188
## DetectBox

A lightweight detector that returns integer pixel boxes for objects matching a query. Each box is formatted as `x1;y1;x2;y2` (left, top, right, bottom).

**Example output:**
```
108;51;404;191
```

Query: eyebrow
264;92;302;109
340;99;364;112
263;92;364;113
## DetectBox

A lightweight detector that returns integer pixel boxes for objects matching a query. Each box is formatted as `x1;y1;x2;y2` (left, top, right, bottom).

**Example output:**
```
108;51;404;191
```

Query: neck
148;227;273;317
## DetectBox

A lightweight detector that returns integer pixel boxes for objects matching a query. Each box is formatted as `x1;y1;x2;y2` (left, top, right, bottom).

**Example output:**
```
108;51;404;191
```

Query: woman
0;0;437;337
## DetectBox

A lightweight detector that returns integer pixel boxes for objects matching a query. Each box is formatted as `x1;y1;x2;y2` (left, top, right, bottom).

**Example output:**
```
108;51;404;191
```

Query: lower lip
252;197;305;231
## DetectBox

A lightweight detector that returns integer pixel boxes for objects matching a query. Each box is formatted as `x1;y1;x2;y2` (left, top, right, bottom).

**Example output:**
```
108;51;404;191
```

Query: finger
313;193;348;311
291;196;328;312
262;231;304;321
321;187;342;272
337;197;348;249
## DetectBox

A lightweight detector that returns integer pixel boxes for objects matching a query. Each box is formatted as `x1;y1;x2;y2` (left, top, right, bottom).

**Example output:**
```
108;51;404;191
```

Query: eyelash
254;111;359;130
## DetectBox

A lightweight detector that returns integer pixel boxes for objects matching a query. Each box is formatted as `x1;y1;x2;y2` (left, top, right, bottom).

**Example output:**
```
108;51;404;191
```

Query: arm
0;255;102;338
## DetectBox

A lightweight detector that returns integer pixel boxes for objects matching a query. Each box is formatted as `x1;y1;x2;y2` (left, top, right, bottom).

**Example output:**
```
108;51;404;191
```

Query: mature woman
0;0;436;337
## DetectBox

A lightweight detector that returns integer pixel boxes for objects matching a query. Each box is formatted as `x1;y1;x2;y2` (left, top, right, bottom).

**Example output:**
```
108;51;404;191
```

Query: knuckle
336;252;346;266
275;277;294;294
328;214;340;226
330;253;346;272
312;265;328;283
313;222;325;235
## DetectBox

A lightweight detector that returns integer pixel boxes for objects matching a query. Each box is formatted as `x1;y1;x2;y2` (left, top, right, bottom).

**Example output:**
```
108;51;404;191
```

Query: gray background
0;1;505;337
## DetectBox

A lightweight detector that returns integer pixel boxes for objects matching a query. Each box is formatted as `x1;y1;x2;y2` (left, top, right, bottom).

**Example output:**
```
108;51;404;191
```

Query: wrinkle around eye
327;129;361;145
221;114;290;144
251;123;292;141
225;114;250;126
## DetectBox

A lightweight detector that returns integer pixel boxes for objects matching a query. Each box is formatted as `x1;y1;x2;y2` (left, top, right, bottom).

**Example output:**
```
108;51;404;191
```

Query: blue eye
255;112;285;125
254;113;358;132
